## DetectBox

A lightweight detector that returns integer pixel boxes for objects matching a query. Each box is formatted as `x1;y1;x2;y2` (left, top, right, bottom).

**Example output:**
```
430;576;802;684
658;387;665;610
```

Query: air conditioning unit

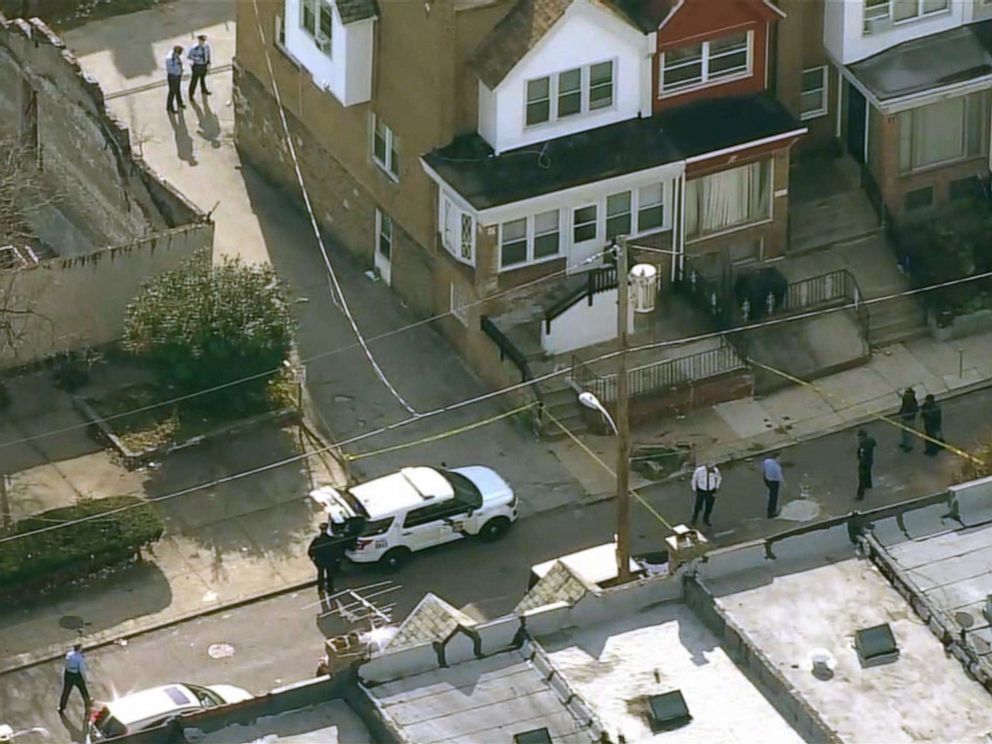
863;14;892;35
629;263;659;314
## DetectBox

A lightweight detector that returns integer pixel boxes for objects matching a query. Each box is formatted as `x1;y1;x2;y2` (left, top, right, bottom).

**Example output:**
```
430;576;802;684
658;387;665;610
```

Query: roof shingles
336;0;379;25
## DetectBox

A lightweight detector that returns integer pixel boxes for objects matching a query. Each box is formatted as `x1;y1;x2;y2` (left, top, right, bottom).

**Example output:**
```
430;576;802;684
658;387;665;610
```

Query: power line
3;268;992;545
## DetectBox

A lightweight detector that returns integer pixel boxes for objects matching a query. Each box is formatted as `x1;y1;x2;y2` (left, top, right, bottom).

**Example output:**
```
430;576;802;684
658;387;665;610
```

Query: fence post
1;474;10;531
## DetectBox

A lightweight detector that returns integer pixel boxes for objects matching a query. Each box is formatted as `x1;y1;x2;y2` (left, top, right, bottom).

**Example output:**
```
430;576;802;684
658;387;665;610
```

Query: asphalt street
3;386;989;742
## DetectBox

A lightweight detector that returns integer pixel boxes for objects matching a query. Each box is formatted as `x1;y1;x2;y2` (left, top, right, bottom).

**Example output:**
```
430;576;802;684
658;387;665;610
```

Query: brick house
233;0;805;404
776;0;992;224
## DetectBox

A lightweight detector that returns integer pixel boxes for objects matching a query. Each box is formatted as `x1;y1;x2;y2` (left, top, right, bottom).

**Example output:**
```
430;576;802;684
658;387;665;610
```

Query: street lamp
578;391;618;435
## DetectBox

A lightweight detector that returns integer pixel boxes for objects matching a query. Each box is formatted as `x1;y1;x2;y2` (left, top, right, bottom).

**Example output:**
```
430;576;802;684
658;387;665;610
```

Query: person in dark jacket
856;429;876;501
921;394;943;456
897;387;919;452
308;523;338;592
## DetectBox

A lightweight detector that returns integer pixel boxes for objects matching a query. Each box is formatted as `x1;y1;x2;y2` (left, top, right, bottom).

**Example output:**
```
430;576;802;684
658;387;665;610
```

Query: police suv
309;466;517;571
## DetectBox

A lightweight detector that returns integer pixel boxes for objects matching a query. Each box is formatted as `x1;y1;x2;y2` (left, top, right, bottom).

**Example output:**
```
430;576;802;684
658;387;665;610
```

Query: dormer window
659;32;751;97
300;0;333;54
525;60;616;127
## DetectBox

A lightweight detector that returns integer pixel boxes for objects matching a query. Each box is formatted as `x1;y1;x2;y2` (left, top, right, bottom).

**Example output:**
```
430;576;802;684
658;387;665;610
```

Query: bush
123;255;296;417
0;496;163;595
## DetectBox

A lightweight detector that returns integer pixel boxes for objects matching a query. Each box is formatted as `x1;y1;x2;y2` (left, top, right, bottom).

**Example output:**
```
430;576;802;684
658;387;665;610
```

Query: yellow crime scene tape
343;402;537;462
542;408;675;533
747;359;984;466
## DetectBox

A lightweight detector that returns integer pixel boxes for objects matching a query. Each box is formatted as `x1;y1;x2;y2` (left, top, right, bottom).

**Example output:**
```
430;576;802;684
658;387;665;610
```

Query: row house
779;0;992;223
233;0;805;413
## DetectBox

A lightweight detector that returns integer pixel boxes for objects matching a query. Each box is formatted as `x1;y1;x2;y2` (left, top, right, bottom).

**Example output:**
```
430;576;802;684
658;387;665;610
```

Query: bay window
898;92;988;172
660;32;750;96
300;0;333;54
524;60;615;127
685;160;771;240
440;195;475;266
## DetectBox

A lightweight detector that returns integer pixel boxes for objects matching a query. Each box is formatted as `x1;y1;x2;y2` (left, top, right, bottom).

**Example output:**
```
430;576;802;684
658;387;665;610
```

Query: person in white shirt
690;462;722;527
187;34;212;97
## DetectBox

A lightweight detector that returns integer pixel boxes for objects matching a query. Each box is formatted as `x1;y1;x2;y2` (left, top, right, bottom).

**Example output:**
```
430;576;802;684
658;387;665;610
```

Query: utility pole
615;236;631;582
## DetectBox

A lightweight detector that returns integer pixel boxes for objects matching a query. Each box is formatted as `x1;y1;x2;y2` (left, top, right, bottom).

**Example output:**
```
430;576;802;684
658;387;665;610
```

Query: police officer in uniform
165;45;184;113
188;34;212;98
58;642;92;714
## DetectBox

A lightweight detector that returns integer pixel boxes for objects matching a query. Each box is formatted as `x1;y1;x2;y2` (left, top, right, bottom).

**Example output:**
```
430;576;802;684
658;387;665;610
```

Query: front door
847;82;867;164
375;208;392;285
569;203;602;273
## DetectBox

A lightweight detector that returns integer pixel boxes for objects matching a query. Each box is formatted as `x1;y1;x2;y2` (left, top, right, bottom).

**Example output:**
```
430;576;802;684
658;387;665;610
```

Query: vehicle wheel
379;548;411;573
479;517;511;542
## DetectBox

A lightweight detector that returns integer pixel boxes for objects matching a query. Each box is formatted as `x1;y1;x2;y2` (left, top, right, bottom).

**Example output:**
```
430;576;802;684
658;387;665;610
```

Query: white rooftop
539;602;804;743
368;649;593;743
707;557;992;742
196;700;371;744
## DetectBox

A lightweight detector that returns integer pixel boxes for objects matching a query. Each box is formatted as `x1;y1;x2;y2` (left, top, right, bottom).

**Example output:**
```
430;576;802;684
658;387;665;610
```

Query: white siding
541;286;634;355
824;0;966;65
482;2;646;154
283;0;373;106
478;83;498;149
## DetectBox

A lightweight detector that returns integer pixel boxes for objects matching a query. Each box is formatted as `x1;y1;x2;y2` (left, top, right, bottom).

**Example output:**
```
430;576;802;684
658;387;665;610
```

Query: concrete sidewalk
556;330;992;499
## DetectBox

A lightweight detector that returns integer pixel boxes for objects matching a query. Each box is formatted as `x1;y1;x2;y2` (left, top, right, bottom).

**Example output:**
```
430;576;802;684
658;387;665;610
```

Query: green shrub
0;496;163;595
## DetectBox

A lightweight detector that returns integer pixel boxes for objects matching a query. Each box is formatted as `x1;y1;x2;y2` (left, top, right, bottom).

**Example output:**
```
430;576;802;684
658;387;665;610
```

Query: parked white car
90;683;253;739
309;466;517;571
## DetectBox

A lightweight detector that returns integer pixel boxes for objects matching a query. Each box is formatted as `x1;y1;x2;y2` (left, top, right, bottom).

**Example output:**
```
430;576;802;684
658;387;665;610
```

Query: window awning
847;21;992;114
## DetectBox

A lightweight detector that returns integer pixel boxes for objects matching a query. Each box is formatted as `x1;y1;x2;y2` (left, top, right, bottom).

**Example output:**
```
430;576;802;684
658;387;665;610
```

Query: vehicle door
400;503;449;552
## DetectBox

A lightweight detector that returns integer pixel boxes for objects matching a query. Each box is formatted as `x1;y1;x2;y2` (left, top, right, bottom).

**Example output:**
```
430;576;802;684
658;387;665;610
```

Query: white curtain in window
685;161;768;239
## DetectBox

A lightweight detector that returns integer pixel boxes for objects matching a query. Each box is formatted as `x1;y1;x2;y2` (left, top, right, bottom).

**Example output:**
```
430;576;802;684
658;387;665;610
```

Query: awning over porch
848;21;992;112
653;93;805;162
422;116;682;213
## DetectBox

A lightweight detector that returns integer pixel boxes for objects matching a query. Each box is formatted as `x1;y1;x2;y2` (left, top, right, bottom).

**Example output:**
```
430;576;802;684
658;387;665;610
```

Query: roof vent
855;623;899;667
646;690;691;732
513;728;552;744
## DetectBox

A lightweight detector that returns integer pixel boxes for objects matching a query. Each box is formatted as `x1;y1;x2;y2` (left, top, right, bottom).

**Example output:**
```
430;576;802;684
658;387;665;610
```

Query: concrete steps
869;292;927;348
538;384;589;440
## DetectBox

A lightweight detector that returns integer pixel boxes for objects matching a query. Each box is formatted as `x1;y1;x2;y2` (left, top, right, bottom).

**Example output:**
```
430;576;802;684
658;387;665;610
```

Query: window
276;13;286;48
637;184;664;231
557;69;582;118
589;61;614;110
606;191;632;238
404;500;467;528
450;283;469;325
300;0;332;54
440;196;474;265
526;77;551;126
660;32;751;95
898;92;989;172
524;60;615;126
684;160;771;239
372;115;400;179
865;0;948;22
534;210;560;259
800;66;828;120
499;211;562;270
376;209;392;259
501;218;528;267
904;186;934;211
573;205;598;242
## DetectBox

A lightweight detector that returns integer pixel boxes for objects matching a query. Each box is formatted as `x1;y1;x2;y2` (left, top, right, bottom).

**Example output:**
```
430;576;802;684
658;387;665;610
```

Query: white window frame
376;208;392;260
659;31;752;98
685;160;774;243
498;210;563;271
450;283;469;326
439;195;475;266
300;0;333;55
898;91;990;173
495;184;669;273
371;114;400;181
864;0;949;24
523;59;616;128
800;66;829;121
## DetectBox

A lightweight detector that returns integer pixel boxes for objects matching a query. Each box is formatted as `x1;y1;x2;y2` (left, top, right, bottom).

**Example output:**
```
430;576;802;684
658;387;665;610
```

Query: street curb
0;575;319;677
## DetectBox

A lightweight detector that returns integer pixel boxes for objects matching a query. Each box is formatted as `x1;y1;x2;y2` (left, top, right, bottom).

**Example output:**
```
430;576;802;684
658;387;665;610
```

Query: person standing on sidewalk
921;394;943;456
897;387;919;452
689;462;722;527
761;453;784;518
187;34;212;98
855;429;876;501
165;45;185;114
308;523;337;592
58;643;91;714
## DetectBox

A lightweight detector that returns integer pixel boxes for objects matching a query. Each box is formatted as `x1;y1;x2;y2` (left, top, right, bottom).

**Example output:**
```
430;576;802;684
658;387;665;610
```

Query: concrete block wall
0;227;212;368
359;641;440;685
0;16;202;245
950;475;992;527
